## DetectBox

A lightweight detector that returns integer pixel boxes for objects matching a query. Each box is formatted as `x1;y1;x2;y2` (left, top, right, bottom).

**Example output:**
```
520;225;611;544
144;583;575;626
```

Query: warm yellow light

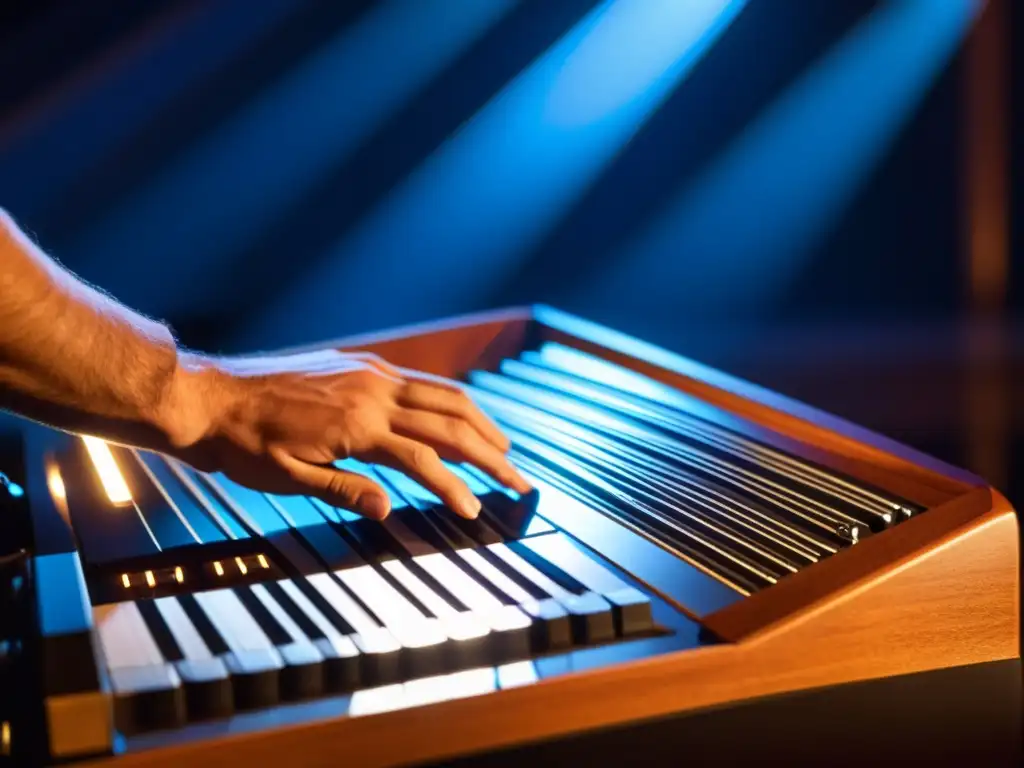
46;465;66;501
213;561;224;577
257;554;269;570
235;557;248;575
145;570;156;588
174;566;184;584
121;573;131;589
82;437;132;505
2;720;10;754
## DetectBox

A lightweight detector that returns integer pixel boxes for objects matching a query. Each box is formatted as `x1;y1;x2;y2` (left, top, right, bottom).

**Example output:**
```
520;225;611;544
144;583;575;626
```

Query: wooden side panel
703;488;1006;641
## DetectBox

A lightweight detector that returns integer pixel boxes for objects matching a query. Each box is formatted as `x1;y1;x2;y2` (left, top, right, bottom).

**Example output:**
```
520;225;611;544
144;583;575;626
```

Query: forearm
0;209;212;449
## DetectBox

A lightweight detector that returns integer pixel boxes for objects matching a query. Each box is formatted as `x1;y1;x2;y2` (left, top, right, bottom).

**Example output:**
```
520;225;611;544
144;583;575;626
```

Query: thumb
274;452;392;520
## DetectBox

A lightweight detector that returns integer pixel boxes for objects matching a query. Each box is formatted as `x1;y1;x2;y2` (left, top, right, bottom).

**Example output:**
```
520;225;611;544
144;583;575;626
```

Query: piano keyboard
5;309;1016;766
36;428;674;739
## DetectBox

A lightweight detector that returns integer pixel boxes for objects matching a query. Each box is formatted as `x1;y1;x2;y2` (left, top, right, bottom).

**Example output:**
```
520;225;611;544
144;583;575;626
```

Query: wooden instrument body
86;306;1019;767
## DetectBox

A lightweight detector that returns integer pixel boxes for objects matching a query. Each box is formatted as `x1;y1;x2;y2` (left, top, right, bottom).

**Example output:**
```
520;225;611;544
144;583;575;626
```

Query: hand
165;350;531;521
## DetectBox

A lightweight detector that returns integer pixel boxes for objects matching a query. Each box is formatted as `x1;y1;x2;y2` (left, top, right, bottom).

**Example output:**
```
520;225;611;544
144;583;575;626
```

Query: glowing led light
46;465;66;502
82;437;132;505
1;720;9;754
174;566;184;584
235;557;248;575
257;554;270;570
145;571;156;589
121;573;131;589
213;561;224;577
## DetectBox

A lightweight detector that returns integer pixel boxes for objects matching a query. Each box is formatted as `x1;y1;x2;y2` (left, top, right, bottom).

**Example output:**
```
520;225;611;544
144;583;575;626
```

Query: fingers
271;449;392;520
397;381;511;453
368;435;482;519
390;409;531;493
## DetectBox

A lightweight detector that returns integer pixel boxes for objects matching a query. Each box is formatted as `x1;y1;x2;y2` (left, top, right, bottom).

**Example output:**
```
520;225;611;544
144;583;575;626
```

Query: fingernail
457;495;481;519
507;473;532;493
363;494;391;520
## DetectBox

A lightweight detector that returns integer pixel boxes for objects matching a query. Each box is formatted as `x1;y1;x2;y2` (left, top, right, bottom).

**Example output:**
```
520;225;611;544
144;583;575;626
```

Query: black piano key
521;533;654;637
352;500;511;660
92;601;186;735
332;564;450;677
412;506;577;649
173;464;249;540
181;590;284;710
239;585;324;700
484;542;613;645
303;502;461;625
110;448;200;550
374;492;549;654
265;494;367;571
455;463;554;538
134;599;183;662
262;581;362;692
263;493;451;677
193;472;405;685
375;559;493;667
202;474;321;572
146;597;233;720
405;549;532;661
62;441;160;565
133;452;227;545
343;463;532;659
298;572;403;685
341;500;482;622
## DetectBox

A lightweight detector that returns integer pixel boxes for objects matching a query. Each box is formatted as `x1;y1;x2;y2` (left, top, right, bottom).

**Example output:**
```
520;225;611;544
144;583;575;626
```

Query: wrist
156;352;240;455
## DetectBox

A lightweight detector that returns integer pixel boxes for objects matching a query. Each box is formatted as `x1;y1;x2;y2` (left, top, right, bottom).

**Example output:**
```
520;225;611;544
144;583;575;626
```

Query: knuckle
346;369;379;390
451;389;473;409
407;443;439;471
447;418;474;444
325;473;355;501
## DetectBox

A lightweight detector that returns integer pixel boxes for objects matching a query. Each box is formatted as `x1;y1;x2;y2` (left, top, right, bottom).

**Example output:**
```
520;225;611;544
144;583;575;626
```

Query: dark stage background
0;0;1020;509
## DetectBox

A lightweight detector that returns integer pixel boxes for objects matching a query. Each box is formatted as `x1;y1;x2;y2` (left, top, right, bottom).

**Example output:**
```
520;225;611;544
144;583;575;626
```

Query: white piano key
154;597;214;661
335;566;447;649
192;589;277;654
487;543;574;601
305;573;381;637
93;602;166;669
381;560;490;642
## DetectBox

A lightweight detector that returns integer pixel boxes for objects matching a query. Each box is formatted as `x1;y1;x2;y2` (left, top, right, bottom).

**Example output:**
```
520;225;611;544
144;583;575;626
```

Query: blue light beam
244;0;747;349
70;0;515;316
0;0;299;220
577;0;981;318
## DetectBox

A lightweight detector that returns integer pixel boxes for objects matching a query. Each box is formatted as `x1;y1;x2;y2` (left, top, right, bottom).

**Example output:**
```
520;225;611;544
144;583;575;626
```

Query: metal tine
525;344;913;517
509;448;760;597
487;399;815;571
490;397;831;561
506;357;899;521
471;383;861;544
505;426;779;590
